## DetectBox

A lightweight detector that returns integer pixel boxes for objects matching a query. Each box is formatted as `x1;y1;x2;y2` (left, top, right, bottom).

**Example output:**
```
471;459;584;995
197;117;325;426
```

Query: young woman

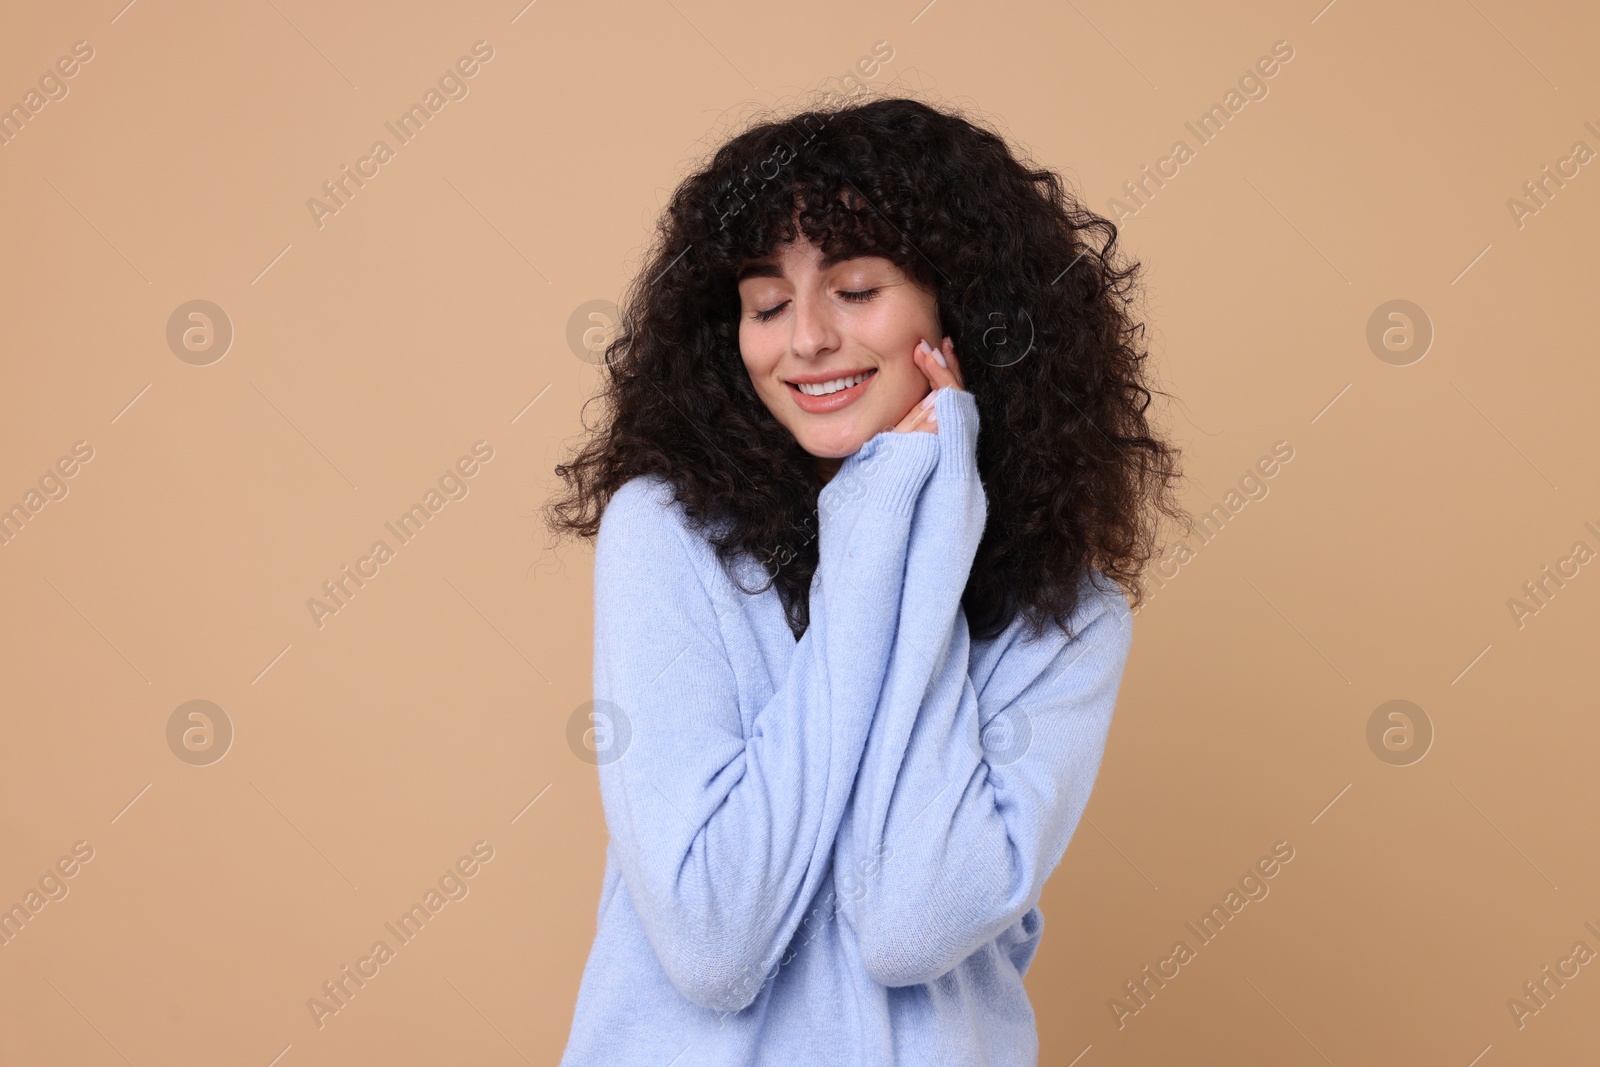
545;95;1182;1065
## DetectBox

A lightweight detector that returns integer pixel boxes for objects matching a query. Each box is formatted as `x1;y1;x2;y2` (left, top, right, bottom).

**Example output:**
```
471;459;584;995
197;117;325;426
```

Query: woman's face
737;233;941;479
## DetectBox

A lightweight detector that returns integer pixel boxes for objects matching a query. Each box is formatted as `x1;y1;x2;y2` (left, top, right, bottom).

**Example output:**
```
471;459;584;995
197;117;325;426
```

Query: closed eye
751;288;880;323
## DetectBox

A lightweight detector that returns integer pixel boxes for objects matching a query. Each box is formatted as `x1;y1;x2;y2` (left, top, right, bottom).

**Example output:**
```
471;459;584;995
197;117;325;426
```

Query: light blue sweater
560;386;1134;1066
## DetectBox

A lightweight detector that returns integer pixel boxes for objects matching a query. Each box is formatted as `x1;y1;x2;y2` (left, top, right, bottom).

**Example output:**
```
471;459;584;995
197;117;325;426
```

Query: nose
789;287;841;361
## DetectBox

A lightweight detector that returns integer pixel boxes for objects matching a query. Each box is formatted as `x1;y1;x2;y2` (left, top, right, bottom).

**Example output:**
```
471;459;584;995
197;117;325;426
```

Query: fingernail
920;390;937;409
931;347;948;369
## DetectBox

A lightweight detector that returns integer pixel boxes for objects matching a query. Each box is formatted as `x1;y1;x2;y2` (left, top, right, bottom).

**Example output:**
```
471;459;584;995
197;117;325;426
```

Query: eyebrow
735;252;862;283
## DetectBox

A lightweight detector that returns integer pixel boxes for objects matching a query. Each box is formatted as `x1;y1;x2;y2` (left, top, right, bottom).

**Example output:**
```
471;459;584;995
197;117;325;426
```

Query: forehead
736;250;891;283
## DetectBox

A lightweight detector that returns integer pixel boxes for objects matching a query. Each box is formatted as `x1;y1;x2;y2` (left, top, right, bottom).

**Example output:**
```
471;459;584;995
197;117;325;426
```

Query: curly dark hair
543;93;1184;643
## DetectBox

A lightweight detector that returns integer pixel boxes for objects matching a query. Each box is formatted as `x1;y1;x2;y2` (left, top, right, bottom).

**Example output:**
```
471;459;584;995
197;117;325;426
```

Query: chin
797;426;869;462
803;441;861;463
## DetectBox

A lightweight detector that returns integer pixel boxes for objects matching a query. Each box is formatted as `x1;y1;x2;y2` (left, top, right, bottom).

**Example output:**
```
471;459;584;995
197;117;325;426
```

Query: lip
787;368;877;414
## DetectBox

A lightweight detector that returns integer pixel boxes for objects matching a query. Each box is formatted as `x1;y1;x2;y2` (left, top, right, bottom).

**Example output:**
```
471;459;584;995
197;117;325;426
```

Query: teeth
796;370;872;396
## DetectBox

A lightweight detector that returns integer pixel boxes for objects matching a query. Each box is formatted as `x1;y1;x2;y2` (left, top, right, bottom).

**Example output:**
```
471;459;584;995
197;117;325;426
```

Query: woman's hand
892;336;967;435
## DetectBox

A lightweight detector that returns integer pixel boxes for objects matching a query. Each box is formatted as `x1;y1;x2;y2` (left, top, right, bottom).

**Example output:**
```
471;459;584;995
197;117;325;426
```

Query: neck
814;455;843;484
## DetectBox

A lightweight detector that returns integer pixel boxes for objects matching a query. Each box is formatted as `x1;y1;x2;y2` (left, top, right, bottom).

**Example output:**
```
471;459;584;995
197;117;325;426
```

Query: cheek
865;289;938;354
866;357;925;416
739;336;791;409
738;327;773;376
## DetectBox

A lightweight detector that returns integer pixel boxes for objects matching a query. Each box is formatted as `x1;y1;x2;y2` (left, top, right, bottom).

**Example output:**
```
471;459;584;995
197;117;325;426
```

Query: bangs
721;151;919;286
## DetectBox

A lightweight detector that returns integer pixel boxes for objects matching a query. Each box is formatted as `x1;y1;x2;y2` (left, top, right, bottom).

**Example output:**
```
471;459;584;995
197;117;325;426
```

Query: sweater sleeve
831;385;1136;988
590;428;938;1014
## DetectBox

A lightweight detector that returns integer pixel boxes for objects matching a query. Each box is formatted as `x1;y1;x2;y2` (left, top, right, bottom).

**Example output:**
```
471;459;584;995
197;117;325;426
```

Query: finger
930;337;963;392
913;341;942;389
916;387;940;432
893;393;933;433
940;337;965;390
917;338;958;390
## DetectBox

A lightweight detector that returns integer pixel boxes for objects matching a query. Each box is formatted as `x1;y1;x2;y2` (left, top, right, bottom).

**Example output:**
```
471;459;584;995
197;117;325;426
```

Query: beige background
2;0;1596;1063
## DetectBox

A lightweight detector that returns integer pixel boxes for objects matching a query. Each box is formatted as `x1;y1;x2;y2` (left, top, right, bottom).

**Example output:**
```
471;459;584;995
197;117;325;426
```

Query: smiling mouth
787;368;877;397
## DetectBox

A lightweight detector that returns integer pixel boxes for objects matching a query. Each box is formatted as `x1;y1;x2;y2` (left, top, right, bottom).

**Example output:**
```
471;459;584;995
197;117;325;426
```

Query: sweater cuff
931;387;980;484
819;428;939;520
